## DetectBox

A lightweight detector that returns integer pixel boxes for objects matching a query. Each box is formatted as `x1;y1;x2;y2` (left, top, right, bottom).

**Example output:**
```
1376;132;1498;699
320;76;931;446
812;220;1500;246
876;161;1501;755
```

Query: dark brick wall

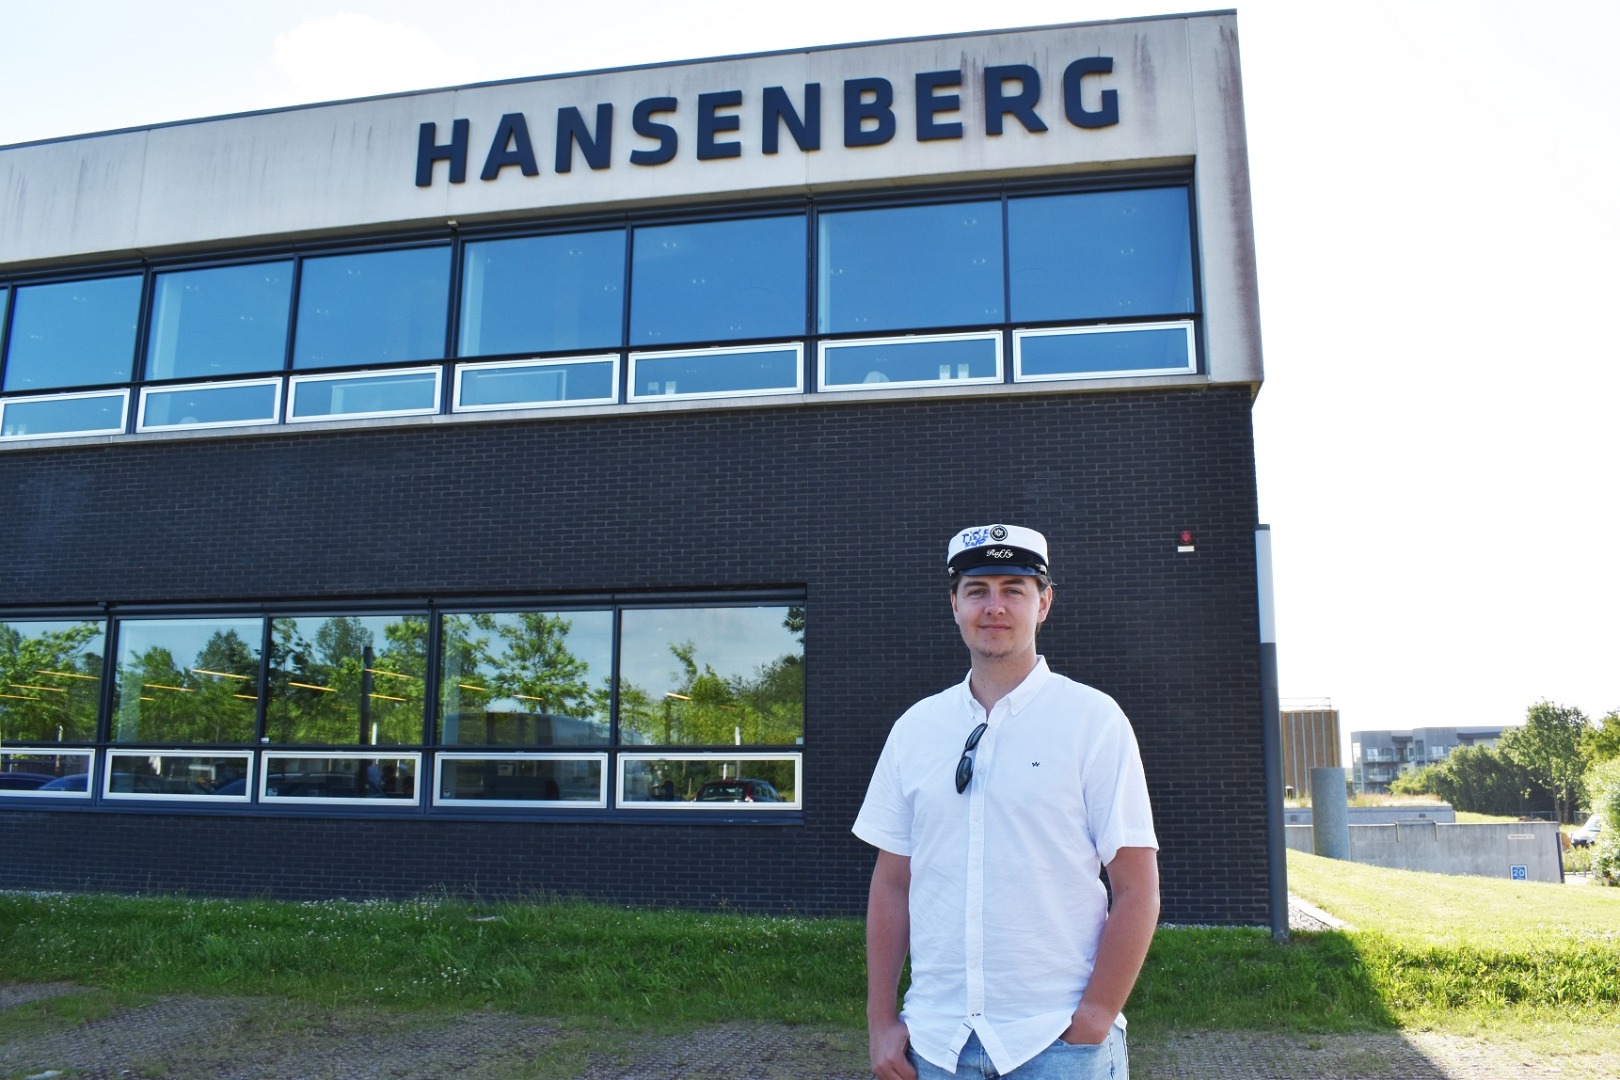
0;386;1267;923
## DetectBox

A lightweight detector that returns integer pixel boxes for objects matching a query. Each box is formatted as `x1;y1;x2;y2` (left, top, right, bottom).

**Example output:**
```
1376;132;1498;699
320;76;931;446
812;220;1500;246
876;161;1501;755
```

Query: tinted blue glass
141;382;279;428
291;371;438;418
145;261;293;380
1009;188;1194;322
822;336;998;387
293;247;450;369
1018;326;1192;377
3;276;142;391
458;360;615;408
634;348;799;397
1;392;126;437
818;201;1002;335
630;216;805;346
460;232;625;356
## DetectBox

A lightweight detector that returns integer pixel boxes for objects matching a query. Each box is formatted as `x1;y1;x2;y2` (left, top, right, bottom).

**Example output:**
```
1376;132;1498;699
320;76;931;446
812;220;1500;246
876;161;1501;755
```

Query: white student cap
946;524;1050;578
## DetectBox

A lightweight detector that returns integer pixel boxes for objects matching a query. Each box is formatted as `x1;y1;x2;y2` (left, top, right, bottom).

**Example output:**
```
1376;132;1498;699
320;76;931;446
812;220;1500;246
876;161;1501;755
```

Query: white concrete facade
0;13;1262;389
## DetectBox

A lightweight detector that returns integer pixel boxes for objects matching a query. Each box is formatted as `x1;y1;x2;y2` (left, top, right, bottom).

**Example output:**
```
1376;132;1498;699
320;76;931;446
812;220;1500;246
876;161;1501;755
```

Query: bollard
1311;766;1350;860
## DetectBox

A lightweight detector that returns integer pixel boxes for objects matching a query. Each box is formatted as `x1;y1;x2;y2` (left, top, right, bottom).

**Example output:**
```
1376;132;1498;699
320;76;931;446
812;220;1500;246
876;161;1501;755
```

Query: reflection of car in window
696;779;783;803
38;773;89;791
0;772;56;790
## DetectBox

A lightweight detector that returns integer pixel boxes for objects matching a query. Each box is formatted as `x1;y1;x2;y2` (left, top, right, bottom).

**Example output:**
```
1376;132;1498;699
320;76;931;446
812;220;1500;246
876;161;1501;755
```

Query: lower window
617;753;801;809
261;752;420;803
433;752;608;808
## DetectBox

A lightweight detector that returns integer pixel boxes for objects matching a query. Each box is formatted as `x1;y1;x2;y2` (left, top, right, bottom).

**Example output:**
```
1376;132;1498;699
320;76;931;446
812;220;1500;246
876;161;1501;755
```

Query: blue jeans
909;1028;1127;1079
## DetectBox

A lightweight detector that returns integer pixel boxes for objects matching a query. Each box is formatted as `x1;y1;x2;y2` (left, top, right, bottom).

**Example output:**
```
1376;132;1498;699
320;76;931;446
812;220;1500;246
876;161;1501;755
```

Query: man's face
950;574;1053;662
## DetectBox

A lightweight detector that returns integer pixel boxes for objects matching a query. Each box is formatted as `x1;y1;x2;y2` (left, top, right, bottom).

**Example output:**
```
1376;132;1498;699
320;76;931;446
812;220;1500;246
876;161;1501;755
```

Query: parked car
0;771;55;790
1571;814;1604;848
696;778;784;803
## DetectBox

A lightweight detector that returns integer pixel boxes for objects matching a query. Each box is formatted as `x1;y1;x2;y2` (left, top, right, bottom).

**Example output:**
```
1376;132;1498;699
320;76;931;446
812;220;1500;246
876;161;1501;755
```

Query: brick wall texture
0;385;1268;924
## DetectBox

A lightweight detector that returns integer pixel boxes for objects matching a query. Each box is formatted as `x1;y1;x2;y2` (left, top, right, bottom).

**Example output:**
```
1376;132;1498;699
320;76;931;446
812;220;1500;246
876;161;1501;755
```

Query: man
854;524;1159;1079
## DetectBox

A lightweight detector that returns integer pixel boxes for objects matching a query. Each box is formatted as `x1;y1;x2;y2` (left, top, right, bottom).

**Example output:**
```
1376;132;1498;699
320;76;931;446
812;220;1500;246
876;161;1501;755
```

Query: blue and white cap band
947;524;1050;578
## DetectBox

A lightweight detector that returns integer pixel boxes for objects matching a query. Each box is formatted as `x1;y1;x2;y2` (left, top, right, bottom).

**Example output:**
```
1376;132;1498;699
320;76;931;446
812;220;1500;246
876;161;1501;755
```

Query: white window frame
259;750;422;805
452;355;619;412
627;342;804;403
616;751;802;810
1012;320;1197;383
286;367;442;422
431;751;609;809
103;749;254;803
817;330;1003;392
136;377;284;432
0;389;130;440
0;749;95;799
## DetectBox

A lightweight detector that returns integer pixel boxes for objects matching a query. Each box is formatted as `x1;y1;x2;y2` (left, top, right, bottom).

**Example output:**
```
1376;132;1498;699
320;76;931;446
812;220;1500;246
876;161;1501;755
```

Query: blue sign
1510;865;1528;881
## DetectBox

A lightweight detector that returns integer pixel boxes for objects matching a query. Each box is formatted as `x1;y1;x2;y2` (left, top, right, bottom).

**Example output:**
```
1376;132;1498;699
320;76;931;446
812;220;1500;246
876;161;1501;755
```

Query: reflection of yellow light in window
665;692;692;701
10;683;66;694
143;683;193;693
365;668;419;681
232;694;259;701
36;669;98;681
368;693;407;703
193;668;253;680
457;683;487;693
288;681;336;693
515;694;543;702
0;692;42;701
140;696;155;702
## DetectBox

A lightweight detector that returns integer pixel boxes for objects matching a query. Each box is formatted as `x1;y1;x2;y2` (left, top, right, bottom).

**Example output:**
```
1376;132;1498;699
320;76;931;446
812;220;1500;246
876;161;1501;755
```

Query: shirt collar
956;655;1052;718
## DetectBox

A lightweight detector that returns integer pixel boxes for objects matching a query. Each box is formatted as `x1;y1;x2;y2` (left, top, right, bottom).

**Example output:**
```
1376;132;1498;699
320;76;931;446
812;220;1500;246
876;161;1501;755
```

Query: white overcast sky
3;0;1616;748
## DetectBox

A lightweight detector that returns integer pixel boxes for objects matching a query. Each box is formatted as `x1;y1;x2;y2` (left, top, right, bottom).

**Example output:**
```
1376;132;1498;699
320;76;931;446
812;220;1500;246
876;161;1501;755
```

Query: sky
2;0;1615;750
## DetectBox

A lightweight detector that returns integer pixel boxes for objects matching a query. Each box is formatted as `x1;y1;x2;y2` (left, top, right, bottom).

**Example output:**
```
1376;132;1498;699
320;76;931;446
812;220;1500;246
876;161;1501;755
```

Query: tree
1393;744;1547;817
1584;710;1620;765
1500;700;1590;823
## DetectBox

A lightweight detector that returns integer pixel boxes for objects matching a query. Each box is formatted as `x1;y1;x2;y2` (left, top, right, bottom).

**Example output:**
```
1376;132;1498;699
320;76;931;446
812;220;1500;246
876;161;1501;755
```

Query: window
819;332;1001;391
438;610;613;747
460;231;625;357
618;754;800;808
0;750;93;797
287;367;441;421
0;618;105;743
2;599;804;816
454;356;618;411
266;614;429;746
138;379;282;430
0;390;129;438
144;261;294;381
105;750;252;801
2;275;142;391
1014;322;1195;381
111;618;262;744
630;216;806;346
628;344;802;401
1008;187;1194;322
434;752;607;807
818;201;1002;335
292;247;451;369
617;605;804;747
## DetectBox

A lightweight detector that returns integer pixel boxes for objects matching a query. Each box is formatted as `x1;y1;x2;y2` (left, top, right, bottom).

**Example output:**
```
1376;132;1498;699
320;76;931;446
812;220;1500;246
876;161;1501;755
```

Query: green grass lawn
1;853;1616;1046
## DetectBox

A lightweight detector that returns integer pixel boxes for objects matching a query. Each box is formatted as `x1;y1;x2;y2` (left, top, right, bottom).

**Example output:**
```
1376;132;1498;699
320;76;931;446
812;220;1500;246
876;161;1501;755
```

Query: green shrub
1588;759;1620;885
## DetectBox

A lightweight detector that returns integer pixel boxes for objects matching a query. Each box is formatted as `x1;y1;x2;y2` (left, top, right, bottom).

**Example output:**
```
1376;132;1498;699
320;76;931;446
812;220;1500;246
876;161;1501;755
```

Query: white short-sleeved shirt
852;657;1157;1076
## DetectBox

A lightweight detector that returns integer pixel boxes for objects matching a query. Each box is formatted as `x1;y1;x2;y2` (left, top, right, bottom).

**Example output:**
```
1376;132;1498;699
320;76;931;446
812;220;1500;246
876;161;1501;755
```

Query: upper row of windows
0;185;1195;397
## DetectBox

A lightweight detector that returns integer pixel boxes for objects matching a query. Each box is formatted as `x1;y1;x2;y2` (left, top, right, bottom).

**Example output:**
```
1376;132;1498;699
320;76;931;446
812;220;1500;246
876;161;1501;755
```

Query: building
1279;705;1341;799
1351;727;1505;794
0;13;1270;924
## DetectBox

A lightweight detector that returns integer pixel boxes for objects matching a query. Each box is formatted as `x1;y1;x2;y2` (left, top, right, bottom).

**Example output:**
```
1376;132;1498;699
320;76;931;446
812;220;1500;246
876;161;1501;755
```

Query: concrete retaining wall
1285;821;1564;883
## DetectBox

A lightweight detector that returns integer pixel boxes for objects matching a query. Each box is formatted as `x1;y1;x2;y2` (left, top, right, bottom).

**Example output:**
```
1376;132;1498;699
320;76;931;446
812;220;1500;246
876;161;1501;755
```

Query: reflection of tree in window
617;606;804;747
115;628;258;744
438;612;610;746
267;615;427;746
0;621;103;743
